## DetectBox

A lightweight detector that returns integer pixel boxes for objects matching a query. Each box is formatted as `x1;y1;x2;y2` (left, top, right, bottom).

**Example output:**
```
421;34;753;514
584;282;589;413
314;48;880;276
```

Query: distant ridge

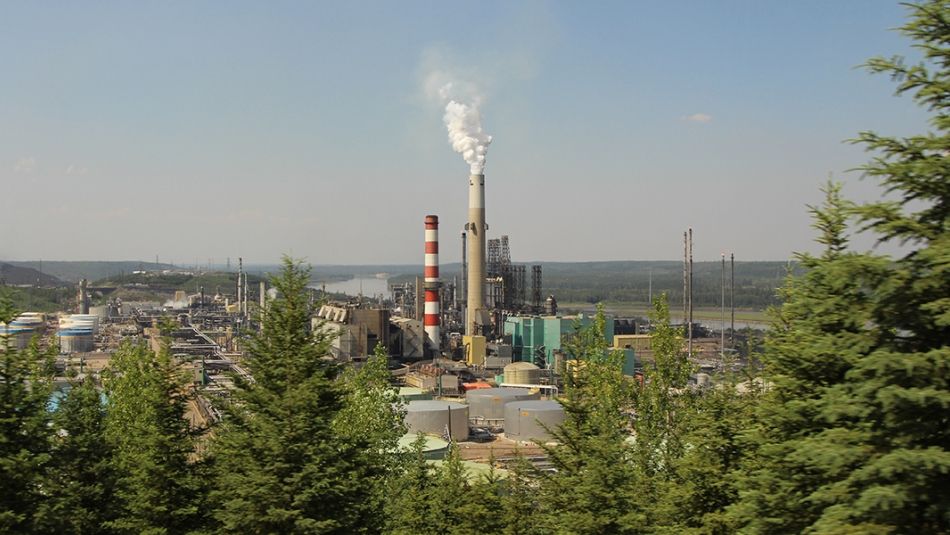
0;263;66;287
4;261;176;283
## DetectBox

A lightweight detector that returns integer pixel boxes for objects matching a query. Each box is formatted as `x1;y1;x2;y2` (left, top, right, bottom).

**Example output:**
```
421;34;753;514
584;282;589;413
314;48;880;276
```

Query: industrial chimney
466;174;486;335
78;278;89;315
424;215;441;352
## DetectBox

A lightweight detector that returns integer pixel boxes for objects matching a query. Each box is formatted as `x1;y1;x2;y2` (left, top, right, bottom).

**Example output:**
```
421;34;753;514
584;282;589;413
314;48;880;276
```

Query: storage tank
0;325;34;350
397;433;450;460
398;387;433;402
89;305;111;320
466;387;540;421
403;400;469;441
60;314;99;334
504;361;541;384
504;400;566;442
58;327;94;353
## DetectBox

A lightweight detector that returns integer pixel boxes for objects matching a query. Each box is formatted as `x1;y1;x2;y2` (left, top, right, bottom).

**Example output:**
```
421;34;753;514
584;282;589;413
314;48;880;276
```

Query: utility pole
688;228;693;358
648;267;653;306
721;253;725;358
683;232;688;337
730;253;735;348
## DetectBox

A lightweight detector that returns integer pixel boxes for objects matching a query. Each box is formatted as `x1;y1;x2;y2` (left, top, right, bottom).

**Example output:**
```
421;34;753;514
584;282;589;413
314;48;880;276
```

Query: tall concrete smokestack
466;174;486;335
424;215;441;352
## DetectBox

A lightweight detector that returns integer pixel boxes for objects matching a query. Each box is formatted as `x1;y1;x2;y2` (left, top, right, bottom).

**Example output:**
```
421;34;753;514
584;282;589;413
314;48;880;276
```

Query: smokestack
424;215;441;352
78;279;89;315
237;258;243;316
466;174;486;335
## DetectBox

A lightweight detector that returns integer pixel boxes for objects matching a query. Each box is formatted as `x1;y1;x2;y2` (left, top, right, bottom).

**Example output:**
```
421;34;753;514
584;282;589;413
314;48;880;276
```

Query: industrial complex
0;163;738;473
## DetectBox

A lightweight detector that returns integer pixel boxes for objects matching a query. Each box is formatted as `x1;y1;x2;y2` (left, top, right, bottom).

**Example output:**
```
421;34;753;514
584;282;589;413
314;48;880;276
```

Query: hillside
0;263;66;287
5;261;176;283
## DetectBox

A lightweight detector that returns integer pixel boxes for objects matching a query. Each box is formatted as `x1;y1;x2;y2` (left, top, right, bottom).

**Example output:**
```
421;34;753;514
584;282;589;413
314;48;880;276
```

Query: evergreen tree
103;341;209;535
536;308;643;534
34;378;118;534
736;3;950;528
0;298;55;532
334;342;406;498
210;257;386;534
384;434;437;535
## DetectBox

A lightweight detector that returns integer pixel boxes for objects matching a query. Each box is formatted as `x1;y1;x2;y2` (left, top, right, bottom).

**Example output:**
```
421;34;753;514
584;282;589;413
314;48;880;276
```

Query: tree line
2;2;949;533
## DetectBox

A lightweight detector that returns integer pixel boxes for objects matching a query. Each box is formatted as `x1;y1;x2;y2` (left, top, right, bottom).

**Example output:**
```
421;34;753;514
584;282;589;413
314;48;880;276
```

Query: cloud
65;164;88;176
13;157;36;174
682;113;713;124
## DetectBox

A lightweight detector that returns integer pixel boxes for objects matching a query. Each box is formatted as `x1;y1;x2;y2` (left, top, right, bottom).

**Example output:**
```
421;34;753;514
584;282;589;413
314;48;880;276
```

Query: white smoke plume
438;83;492;175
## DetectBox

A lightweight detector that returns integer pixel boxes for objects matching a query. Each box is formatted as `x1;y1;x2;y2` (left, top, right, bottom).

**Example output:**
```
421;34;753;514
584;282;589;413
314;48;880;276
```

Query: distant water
310;277;390;297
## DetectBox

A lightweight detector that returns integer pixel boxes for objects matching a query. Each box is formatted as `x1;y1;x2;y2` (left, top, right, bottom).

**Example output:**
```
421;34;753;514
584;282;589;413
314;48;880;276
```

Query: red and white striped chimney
424;215;441;352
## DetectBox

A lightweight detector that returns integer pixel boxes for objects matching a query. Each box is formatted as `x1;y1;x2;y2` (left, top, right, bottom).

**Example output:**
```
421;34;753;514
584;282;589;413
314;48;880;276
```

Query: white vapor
683;113;713;123
13;157;36;174
438;82;492;175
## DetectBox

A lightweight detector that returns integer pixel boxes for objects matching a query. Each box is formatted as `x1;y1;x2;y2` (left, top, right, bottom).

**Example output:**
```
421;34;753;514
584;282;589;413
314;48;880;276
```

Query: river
310;277;390;297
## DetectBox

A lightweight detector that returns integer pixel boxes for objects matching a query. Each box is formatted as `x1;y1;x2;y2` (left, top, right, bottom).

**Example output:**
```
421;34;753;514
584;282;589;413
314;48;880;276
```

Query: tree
102;341;209;535
0;298;55;532
34;378;118;535
211;257;388;534
536;307;643;534
736;3;950;530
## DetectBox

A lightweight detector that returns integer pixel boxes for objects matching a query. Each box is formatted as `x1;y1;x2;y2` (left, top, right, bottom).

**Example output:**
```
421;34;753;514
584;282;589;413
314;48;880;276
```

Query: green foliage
102;341;208;534
536;307;643;534
211;257;390;534
334;343;406;458
34;379;118;534
0;297;55;532
384;439;512;535
735;4;950;531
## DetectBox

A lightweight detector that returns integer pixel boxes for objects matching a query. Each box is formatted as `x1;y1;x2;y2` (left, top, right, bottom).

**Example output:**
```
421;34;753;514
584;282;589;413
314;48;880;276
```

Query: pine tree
0;298;55;532
102;341;209;534
34;378;118;534
210;257;386;534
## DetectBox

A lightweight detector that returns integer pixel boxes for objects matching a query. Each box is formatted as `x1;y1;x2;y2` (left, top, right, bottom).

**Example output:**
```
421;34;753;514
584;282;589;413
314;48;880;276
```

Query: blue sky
0;1;927;264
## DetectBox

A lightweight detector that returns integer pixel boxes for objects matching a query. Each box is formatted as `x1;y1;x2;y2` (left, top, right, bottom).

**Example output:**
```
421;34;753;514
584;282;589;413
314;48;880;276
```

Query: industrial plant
0;79;748;482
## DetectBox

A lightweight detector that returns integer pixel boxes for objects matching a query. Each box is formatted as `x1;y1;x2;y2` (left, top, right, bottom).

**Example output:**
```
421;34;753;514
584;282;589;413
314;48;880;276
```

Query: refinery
0;154;745;470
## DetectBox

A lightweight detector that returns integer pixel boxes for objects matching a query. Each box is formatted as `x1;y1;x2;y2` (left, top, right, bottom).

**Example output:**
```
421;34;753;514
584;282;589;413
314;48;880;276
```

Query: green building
503;314;615;368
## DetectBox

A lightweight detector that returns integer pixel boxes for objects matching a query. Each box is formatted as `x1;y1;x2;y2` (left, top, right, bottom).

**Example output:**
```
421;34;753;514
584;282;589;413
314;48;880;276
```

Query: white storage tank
466;387;540;421
504;400;566;442
58;327;94;353
60;314;99;334
504;361;541;384
403;400;469;441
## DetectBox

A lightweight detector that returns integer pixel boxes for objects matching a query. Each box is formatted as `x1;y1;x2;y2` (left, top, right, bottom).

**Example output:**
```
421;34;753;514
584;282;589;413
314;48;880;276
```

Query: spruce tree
102;341;209;535
735;3;950;530
384;434;436;535
34;378;118;534
0;299;55;532
536;308;643;534
210;257;386;534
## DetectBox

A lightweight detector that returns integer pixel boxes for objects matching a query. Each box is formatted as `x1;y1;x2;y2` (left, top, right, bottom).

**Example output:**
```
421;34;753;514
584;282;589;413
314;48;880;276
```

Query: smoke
438;83;492;175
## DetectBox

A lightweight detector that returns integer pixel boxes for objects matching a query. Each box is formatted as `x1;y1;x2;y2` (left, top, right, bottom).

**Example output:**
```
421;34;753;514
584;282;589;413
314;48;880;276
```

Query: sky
0;1;930;265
